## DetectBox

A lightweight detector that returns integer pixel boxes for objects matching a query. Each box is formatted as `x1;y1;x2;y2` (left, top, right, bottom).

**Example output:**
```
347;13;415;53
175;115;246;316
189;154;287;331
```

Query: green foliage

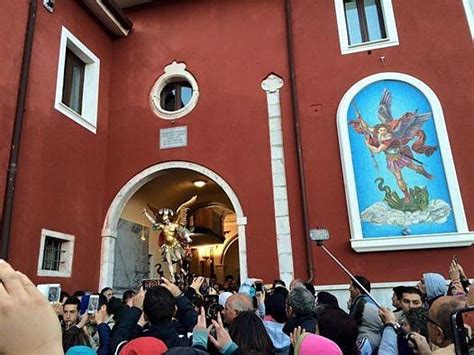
375;178;429;212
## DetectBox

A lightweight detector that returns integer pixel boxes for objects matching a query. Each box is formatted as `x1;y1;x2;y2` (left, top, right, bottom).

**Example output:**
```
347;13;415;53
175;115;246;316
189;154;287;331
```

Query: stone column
236;216;248;283
261;74;294;285
99;232;116;290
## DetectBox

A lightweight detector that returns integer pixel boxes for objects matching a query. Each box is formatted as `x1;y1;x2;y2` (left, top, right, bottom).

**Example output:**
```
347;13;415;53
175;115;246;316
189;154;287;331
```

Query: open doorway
99;162;247;292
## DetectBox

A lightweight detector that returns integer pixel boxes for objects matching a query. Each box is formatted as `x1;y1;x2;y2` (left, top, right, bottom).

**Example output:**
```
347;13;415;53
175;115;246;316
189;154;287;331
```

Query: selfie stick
316;241;383;309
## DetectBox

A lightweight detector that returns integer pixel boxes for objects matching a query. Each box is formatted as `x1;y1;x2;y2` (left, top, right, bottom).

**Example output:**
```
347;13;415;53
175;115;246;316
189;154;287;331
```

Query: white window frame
336;72;474;252
37;229;75;277
150;61;199;120
463;0;474;40
334;0;399;55
54;26;100;134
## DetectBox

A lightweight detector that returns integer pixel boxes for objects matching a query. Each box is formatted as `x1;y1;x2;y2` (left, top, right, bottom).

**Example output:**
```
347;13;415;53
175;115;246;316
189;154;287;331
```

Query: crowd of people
0;257;472;355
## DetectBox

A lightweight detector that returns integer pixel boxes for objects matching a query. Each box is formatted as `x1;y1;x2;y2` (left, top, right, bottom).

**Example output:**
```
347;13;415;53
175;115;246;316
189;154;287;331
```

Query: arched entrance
99;161;248;290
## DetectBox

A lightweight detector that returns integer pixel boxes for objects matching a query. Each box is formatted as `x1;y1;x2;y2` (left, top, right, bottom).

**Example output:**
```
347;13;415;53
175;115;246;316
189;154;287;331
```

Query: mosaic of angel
350;89;437;211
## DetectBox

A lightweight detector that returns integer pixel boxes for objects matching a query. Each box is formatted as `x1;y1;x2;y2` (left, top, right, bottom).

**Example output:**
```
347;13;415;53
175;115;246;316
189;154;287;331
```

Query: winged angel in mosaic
144;195;197;282
350;90;440;214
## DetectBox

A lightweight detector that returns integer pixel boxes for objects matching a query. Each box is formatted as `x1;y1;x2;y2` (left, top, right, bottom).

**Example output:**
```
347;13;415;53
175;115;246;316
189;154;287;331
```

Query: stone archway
99;161;248;289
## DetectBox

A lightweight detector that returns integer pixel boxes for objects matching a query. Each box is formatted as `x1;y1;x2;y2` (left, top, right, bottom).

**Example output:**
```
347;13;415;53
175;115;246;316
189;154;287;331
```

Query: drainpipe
284;0;314;283
0;0;37;260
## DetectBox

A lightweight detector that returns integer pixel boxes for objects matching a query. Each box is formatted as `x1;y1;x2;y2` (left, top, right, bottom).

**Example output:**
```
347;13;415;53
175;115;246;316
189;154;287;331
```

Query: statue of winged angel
143;195;197;282
350;89;437;202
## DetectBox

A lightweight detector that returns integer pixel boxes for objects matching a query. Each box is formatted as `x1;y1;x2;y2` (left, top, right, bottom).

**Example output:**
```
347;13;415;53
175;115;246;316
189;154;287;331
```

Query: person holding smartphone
410;296;466;354
62;297;92;351
448;257;470;296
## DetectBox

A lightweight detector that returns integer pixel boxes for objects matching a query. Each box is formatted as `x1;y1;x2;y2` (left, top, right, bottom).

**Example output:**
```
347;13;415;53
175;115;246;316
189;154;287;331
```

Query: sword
401;152;424;165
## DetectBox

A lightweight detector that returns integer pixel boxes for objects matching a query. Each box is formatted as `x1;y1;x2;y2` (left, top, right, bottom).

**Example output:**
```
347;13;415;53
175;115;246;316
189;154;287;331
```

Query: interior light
193;180;206;188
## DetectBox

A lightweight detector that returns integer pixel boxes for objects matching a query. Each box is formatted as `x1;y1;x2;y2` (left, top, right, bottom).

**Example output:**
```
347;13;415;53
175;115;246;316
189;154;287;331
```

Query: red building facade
1;0;473;301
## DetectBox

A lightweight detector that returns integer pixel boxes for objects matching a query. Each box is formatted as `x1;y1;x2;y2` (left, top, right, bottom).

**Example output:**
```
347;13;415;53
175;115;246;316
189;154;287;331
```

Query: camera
451;306;474;355
204;295;222;320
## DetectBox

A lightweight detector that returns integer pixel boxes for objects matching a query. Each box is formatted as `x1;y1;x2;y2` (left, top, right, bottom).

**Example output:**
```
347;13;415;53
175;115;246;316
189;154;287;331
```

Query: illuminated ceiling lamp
193;180;206;188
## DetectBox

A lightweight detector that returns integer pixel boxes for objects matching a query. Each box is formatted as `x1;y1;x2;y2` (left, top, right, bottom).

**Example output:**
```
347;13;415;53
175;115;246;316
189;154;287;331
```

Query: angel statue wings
349;89;437;204
143;195;197;282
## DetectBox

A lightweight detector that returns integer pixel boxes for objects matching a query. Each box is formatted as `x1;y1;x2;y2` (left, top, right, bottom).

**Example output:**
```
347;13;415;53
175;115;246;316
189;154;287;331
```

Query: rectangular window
41;237;64;271
344;0;386;44
335;0;398;54
62;49;85;115
37;229;75;277
54;27;100;134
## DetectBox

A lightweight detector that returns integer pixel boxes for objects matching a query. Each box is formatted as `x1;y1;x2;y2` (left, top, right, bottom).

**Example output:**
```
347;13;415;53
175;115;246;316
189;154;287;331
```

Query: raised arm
143;208;157;225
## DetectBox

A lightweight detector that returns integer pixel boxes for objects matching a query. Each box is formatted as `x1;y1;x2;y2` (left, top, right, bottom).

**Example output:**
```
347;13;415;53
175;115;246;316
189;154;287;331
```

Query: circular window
150;61;199;120
161;80;193;111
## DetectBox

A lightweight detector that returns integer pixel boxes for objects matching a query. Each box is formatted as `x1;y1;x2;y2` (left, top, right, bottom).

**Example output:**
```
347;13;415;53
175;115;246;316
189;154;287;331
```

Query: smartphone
80;294;91;315
452;255;459;265
87;295;100;314
142;278;161;290
36;284;61;303
451;306;474;355
206;297;223;320
255;281;263;292
47;285;61;303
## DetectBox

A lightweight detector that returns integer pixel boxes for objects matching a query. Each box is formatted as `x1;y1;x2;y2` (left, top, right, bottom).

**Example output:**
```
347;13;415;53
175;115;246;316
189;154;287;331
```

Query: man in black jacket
62;296;91;351
282;286;316;335
111;277;198;353
282;286;317;355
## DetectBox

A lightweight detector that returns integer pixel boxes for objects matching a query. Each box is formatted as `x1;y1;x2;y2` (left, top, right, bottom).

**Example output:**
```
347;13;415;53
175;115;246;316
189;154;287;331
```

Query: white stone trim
54;26;100;134
334;0;399;55
150;61;199;120
336;72;474;252
315;280;418;312
261;74;294;286
315;281;417;292
37;229;75;278
463;0;474;40
100;162;247;289
351;232;474;252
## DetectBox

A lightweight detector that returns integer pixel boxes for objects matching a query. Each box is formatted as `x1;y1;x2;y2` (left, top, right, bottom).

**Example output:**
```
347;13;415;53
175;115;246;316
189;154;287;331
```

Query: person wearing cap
290;327;343;355
65;345;97;355
119;337;168;355
218;292;233;308
417;273;446;307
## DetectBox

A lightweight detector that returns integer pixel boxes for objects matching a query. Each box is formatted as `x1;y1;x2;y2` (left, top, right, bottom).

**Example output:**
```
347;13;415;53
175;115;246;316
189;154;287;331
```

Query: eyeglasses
419;313;443;329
